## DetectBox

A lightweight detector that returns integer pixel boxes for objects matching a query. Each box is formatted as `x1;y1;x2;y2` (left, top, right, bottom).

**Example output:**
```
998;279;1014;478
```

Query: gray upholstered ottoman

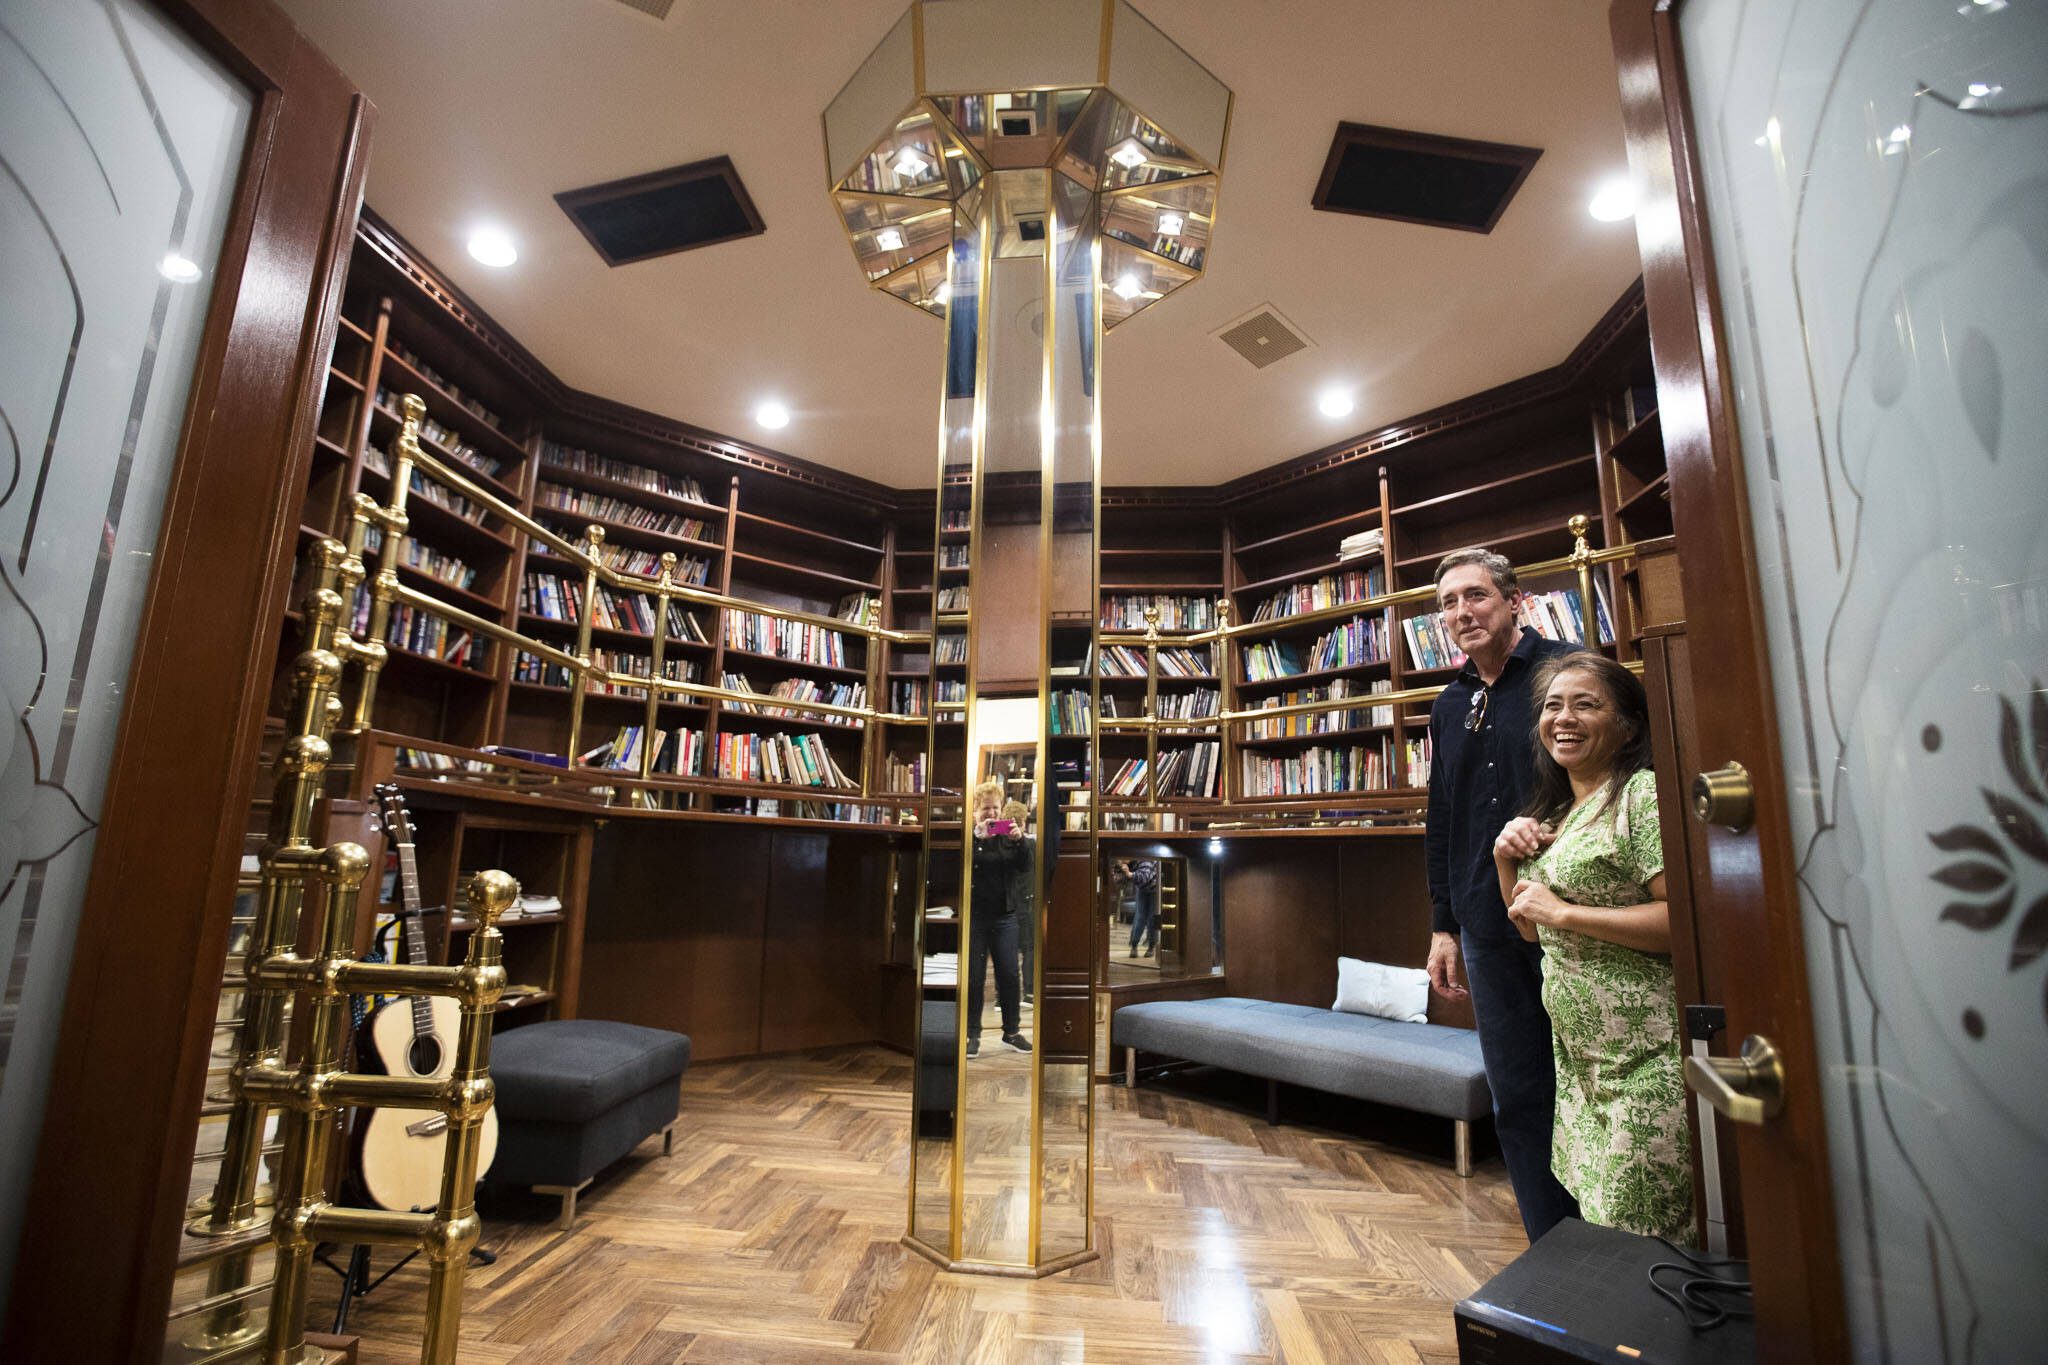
488;1019;692;1227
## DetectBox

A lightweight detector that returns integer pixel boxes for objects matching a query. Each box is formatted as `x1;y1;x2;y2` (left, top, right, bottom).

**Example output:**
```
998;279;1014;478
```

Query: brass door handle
1692;761;1754;831
1683;1034;1784;1125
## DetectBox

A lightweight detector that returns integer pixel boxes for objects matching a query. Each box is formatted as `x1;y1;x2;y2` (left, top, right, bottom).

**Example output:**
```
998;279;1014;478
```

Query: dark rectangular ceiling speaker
1312;122;1541;234
555;156;765;267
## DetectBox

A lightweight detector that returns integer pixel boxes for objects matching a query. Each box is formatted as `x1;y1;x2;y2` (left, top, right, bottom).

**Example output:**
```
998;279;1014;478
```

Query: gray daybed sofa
1112;996;1491;1176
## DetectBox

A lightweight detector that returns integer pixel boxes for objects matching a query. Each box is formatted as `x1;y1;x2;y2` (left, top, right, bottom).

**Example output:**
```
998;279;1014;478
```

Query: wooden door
1615;1;2047;1359
0;0;370;1354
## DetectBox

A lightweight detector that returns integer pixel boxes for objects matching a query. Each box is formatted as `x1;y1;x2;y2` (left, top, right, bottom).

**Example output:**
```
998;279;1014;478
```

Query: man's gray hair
1433;547;1518;595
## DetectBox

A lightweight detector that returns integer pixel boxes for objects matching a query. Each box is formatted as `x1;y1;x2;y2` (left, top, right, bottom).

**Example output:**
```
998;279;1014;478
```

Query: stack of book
1339;527;1384;562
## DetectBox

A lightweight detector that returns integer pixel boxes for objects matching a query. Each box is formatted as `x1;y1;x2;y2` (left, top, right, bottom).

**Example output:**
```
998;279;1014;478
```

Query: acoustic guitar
355;784;498;1211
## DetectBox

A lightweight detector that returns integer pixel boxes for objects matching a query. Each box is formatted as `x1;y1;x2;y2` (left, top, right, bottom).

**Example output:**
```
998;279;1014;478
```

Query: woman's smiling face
1539;665;1625;777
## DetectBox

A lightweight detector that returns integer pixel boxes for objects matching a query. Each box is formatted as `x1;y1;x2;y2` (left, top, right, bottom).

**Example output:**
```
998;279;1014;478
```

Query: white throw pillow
1332;957;1430;1024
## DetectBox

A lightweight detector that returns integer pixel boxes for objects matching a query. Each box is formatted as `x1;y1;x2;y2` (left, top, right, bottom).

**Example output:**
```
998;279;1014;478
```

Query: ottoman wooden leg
536;1177;594;1230
1454;1120;1472;1178
1125;1046;1137;1089
661;1121;676;1157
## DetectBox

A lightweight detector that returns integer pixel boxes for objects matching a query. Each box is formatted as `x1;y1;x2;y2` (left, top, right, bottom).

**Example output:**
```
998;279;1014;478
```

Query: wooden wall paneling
578;824;768;1060
1333;835;1474;1030
2;0;372;1353
757;832;888;1054
1214;841;1340;1007
877;964;918;1053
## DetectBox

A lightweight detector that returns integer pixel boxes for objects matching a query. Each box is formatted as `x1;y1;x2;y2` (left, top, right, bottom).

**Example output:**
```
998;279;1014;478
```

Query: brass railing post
641;552;675;785
1568;513;1598;645
351;398;418;731
566;523;603;765
420;871;513;1362
1141;606;1160;813
187;533;353;1352
1215;597;1233;807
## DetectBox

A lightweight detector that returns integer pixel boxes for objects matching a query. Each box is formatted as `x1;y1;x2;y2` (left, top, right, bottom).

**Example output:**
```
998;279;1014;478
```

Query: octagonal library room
7;0;2042;1362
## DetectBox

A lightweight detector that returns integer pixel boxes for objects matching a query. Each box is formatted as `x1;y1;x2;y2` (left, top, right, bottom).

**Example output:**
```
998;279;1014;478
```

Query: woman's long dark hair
1520;652;1654;826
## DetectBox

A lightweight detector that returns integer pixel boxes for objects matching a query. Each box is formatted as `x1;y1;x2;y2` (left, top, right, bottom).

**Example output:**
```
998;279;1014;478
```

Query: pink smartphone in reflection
988;819;1015;836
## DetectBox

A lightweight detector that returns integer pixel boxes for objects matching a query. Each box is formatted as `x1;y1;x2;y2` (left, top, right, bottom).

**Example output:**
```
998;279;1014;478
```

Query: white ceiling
278;0;1643;489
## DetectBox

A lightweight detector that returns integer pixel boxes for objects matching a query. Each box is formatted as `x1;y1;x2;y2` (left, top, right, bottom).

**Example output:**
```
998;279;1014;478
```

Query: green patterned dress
1518;767;1693;1241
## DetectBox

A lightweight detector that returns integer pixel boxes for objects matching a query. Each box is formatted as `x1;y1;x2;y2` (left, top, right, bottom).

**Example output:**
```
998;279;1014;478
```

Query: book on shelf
1241;678;1391;738
1097;643;1210;678
1048;690;1092;736
723;671;866;722
528;537;710;585
1151;688;1220;730
884;752;926;794
1247;566;1385;622
934;631;967;664
373;384;505;482
1306;613;1390;671
539;439;711;506
710;729;854;788
1402;734;1433;787
1338;527;1384;561
578;724;705;775
724;610;854;668
1398;582;1614;671
889;679;928;716
1240;739;1393;797
1103;743;1221;800
350;589;485;670
535;481;715;542
1100;593;1217;631
386;344;507;434
834;592;880;627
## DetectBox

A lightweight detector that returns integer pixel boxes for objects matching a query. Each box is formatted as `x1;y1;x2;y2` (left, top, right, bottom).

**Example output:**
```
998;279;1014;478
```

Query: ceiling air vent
1312;122;1541;234
555;156;765;267
610;0;676;19
1214;305;1313;371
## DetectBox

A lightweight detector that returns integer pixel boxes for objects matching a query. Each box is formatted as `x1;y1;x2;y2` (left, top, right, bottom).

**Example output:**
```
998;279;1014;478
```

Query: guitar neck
396;843;434;1037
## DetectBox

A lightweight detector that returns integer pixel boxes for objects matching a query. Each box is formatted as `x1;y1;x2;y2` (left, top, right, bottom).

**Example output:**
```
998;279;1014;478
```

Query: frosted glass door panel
0;0;254;1305
1677;1;2046;1356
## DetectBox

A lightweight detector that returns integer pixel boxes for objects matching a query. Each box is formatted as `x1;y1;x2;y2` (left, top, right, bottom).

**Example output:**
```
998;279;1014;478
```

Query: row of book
387;344;507;436
835;593;880;626
1102;742;1222;800
521;573;705;640
722;672;866;722
1403;734;1433;787
884;752;926;794
936;586;970;612
935;631;967;664
1101;593;1219;631
528;537;710;584
402;540;477;592
579;725;702;774
1242;613;1391;681
1240;678;1392;739
361;448;493;528
708;730;855;787
1246;566;1385;622
890;680;927;716
535;481;717;543
1100;688;1220;729
939;545;970;568
1096;644;1212;678
1049;690;1091;736
373;385;505;483
539;440;711;506
1240;741;1394;797
941;510;969;531
513;649;702;697
724;610;855;668
380;603;483;670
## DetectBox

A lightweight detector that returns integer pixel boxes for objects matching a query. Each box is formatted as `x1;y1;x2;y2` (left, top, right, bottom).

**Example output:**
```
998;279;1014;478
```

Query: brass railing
191;521;511;1364
347;394;932;808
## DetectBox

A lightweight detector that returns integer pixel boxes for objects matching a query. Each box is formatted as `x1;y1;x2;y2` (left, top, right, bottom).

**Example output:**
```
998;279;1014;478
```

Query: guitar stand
319;1240;498;1334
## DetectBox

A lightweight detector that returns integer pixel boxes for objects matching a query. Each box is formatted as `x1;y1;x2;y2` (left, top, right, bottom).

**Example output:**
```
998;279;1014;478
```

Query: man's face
1436;563;1521;658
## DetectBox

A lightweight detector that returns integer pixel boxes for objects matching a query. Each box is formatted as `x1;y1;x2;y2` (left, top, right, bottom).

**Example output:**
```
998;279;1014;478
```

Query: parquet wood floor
333;1048;1526;1362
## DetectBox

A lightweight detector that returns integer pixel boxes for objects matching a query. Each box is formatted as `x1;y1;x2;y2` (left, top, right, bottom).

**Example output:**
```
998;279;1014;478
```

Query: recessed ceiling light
874;227;906;252
1317;388;1355;419
1587;179;1637;222
158;253;202;283
892;146;931;179
755;400;790;430
1108;137;1148;170
466;227;518;268
1111;273;1143;300
1156;211;1185;236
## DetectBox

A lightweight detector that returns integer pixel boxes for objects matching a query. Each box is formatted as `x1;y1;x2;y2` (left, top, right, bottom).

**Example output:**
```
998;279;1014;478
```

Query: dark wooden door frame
1610;2;1846;1358
1;2;371;1358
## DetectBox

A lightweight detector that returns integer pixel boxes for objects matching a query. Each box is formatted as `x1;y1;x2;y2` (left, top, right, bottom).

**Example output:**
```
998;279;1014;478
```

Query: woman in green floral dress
1491;653;1693;1242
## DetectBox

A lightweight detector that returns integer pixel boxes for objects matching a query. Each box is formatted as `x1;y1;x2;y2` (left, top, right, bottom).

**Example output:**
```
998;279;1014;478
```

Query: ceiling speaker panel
556;156;765;267
1312;122;1540;234
1214;306;1311;371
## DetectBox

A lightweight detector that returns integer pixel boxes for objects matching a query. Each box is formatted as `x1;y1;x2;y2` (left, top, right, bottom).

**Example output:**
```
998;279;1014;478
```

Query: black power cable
1646;1237;1754;1333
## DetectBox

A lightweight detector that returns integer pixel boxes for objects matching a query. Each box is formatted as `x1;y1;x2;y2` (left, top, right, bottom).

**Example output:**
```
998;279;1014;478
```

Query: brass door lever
1683;1034;1785;1125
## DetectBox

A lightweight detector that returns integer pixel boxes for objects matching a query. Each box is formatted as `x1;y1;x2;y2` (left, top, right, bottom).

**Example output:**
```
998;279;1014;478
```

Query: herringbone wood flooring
335;1048;1526;1362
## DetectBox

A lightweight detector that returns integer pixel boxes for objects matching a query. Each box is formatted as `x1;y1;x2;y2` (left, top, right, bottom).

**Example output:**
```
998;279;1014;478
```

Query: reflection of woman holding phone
967;780;1031;1058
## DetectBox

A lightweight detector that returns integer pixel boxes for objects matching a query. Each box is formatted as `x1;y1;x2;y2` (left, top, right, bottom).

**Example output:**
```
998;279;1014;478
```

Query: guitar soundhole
407;1035;444;1076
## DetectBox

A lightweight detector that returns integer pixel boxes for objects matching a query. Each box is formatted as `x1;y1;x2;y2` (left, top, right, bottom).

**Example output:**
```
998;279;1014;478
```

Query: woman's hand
1506;879;1571;941
1493;817;1553;865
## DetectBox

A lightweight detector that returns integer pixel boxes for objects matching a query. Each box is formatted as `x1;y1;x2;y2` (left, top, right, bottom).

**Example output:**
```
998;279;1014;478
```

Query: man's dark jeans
968;909;1021;1041
1461;930;1579;1242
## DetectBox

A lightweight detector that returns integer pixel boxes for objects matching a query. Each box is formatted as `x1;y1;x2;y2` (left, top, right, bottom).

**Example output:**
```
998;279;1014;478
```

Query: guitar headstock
374;782;414;846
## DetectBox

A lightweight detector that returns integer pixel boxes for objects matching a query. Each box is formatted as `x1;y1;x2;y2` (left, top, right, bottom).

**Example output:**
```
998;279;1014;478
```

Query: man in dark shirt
1424;548;1582;1241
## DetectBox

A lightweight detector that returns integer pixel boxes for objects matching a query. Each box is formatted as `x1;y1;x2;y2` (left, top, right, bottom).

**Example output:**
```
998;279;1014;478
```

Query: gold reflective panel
828;0;1226;1276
